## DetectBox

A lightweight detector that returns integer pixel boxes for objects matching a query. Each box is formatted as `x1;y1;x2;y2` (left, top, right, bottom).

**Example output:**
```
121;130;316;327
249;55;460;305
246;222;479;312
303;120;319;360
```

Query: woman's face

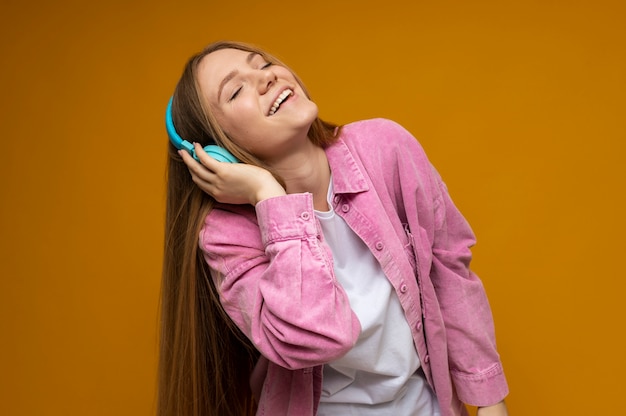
196;48;318;162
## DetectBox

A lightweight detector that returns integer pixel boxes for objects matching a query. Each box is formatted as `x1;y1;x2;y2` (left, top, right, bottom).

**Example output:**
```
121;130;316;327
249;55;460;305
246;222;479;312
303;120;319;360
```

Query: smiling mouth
269;89;293;116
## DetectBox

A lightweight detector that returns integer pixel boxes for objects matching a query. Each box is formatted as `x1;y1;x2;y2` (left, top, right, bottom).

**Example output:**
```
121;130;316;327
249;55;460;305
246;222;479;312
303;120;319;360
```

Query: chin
300;101;319;124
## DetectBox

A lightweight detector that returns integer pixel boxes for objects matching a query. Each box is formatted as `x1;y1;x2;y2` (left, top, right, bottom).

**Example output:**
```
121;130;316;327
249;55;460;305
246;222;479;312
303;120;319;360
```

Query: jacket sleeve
428;166;509;406
199;193;360;370
374;118;508;406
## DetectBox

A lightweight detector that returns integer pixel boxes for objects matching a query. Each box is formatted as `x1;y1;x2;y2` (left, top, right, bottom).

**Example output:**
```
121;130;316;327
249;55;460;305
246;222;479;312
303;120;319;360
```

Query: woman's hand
180;143;286;205
477;401;508;416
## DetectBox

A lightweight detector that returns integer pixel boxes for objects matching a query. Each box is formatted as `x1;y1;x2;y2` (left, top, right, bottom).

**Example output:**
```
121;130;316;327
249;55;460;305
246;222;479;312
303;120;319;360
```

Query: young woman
158;41;509;416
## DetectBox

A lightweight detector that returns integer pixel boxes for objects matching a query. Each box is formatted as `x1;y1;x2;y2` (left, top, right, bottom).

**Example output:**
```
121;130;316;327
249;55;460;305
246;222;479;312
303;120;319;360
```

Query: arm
372;120;508;406
182;145;360;369
203;195;360;369
428;167;509;405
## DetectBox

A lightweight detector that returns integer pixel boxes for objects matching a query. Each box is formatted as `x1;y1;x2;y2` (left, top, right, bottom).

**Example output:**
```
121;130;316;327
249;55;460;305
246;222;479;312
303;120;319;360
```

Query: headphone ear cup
200;145;239;163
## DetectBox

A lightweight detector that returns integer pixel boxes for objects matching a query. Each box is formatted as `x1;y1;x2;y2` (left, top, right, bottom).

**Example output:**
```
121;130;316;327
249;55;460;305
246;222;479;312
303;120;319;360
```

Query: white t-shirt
315;181;440;416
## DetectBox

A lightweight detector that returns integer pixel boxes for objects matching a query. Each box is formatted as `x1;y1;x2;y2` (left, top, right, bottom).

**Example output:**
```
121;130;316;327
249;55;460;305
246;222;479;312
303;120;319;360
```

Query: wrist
477;401;508;416
253;182;286;205
247;170;284;205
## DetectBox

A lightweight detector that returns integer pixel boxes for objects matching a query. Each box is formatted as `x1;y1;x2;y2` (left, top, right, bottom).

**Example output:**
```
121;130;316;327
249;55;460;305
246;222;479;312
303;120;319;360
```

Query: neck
270;142;331;211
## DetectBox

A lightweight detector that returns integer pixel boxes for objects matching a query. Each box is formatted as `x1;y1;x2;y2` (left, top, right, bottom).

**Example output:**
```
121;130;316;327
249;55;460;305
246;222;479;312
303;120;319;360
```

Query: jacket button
416;320;423;331
341;204;350;212
375;242;384;250
400;284;408;293
300;212;310;220
333;195;341;204
424;354;430;364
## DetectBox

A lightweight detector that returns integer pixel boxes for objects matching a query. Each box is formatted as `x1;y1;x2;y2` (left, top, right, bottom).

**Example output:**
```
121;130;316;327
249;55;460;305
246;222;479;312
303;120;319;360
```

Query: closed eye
229;87;242;101
228;62;271;101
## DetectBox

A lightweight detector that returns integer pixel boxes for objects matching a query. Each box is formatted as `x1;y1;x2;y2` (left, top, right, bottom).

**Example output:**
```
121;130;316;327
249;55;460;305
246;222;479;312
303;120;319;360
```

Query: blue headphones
165;97;239;163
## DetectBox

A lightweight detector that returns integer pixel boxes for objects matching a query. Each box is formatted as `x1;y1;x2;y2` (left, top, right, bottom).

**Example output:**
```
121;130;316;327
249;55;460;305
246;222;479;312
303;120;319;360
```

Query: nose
257;68;277;94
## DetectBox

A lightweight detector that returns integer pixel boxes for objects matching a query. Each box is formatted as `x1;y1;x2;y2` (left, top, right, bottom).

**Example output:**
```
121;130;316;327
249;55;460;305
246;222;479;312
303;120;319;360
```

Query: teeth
269;89;293;115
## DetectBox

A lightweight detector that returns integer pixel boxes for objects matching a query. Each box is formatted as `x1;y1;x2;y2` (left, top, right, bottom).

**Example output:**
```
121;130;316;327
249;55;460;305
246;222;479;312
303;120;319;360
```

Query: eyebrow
217;51;259;102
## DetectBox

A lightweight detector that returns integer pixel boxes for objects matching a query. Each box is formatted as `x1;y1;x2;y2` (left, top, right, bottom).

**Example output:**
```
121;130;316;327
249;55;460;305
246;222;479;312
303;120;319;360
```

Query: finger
178;149;215;179
190;171;212;190
193;143;223;171
178;147;218;175
187;166;220;196
178;149;200;168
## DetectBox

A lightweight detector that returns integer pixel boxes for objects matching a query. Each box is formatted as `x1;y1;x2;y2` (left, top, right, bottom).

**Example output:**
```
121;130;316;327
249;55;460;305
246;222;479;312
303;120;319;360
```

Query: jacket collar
325;136;369;195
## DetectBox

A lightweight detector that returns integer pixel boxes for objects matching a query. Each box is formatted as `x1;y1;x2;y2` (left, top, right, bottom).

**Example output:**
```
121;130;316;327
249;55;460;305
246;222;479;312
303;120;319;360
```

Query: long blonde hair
158;41;340;416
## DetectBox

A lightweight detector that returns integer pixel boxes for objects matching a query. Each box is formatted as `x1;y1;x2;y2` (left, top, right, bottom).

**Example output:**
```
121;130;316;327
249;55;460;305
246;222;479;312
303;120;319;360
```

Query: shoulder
341;118;413;140
337;118;430;165
340;118;424;152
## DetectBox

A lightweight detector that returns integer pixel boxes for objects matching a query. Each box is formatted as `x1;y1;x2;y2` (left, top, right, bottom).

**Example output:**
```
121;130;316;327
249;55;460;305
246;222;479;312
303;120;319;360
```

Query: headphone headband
165;96;239;163
165;97;194;153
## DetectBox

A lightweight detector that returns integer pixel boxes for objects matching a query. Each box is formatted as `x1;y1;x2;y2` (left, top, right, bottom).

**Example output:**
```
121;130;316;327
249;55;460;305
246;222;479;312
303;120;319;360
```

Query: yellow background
1;0;624;414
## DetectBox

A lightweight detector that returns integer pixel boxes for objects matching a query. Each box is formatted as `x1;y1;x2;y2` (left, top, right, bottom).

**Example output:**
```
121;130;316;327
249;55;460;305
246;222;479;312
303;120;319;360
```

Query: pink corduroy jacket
200;119;508;416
